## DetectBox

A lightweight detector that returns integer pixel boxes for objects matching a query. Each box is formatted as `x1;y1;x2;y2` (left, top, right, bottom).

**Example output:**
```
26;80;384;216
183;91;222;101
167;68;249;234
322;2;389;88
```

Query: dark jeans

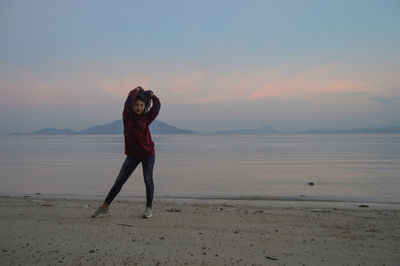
104;155;155;207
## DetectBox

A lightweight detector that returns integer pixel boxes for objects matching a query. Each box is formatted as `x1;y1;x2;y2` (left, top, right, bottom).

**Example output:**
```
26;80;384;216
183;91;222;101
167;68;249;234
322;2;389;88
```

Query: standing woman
92;86;161;218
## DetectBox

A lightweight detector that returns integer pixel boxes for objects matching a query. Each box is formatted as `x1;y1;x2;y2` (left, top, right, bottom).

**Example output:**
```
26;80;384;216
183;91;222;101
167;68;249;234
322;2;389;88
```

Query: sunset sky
1;0;399;134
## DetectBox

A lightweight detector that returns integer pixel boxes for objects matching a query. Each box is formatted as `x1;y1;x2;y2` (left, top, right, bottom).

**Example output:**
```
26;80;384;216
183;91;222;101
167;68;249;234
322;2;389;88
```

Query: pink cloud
1;61;385;110
0;63;127;108
248;77;379;100
159;71;379;103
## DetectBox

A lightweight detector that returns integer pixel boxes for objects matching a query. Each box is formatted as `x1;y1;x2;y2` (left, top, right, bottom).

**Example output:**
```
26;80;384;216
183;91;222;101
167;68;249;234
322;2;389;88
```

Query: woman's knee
143;173;154;185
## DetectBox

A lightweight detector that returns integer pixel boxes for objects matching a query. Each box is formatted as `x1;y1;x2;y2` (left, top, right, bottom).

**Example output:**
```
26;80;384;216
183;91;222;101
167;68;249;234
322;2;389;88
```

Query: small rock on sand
165;208;182;212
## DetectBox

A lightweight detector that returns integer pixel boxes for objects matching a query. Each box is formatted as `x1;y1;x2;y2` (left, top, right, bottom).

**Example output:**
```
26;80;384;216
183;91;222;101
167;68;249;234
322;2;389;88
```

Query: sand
0;196;399;265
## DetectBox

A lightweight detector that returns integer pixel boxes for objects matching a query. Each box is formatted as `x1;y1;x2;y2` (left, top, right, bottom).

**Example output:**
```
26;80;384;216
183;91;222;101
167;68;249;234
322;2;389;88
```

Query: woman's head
133;88;152;115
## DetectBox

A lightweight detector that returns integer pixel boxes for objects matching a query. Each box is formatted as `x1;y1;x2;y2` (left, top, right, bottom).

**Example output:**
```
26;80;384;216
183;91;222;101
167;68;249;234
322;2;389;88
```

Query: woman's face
133;100;145;115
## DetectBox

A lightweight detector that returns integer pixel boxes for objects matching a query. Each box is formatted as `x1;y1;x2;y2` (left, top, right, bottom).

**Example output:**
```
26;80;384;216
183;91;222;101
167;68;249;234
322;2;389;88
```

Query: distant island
214;125;277;134
11;120;197;135
215;125;400;134
14;128;77;135
304;126;400;134
214;125;400;134
10;121;400;136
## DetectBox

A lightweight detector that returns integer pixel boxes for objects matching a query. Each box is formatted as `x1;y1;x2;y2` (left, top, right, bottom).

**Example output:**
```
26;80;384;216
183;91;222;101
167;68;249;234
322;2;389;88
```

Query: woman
92;86;161;218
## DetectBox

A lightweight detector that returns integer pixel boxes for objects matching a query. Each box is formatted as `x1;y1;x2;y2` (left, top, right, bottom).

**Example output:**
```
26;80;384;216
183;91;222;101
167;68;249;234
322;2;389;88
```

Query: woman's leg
141;154;155;208
104;156;140;205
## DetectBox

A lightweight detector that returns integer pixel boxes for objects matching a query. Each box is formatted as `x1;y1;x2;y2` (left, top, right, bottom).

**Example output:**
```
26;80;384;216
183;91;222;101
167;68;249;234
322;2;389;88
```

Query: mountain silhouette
214;125;277;134
11;120;197;135
79;119;196;135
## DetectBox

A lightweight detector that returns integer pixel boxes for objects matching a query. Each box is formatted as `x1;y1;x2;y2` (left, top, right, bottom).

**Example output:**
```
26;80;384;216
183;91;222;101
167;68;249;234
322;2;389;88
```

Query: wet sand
1;196;399;265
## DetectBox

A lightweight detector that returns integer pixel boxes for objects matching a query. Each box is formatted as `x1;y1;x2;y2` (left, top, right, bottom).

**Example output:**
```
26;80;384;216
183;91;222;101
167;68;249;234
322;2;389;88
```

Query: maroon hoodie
122;89;161;157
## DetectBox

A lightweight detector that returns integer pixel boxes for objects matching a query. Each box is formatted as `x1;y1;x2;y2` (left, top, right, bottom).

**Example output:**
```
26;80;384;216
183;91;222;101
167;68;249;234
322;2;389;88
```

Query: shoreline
4;194;400;212
2;192;400;208
1;195;399;265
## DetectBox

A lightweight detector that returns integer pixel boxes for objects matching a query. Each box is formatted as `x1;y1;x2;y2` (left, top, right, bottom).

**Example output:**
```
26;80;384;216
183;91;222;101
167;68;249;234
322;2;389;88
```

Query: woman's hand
129;86;141;97
134;86;143;92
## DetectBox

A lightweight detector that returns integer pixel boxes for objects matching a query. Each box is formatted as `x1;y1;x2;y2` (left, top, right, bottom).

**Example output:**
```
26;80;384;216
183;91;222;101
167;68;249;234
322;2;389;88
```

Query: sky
1;0;399;134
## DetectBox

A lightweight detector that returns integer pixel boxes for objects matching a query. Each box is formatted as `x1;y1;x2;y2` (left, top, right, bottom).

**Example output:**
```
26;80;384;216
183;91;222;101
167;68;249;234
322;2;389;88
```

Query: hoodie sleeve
122;89;139;124
145;95;161;124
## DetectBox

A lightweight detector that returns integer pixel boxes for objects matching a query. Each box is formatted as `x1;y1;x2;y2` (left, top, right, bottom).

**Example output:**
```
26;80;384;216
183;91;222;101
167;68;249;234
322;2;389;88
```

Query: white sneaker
91;206;110;218
142;207;152;218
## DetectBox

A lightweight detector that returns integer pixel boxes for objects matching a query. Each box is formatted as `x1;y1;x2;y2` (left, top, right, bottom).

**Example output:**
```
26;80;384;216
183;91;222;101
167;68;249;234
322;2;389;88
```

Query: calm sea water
0;134;399;203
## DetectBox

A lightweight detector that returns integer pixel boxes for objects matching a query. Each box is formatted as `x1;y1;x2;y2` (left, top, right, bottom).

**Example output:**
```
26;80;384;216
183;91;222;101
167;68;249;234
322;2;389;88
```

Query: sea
0;134;399;204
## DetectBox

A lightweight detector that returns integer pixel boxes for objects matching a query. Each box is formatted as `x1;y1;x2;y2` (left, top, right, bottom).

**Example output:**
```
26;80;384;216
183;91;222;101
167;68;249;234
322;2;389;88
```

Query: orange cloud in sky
161;72;380;103
97;72;380;104
248;77;379;100
0;63;129;108
1;62;383;109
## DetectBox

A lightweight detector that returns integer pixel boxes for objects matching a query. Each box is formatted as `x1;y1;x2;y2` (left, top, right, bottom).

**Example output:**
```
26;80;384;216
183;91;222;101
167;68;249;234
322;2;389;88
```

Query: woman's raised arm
122;87;140;124
145;93;161;124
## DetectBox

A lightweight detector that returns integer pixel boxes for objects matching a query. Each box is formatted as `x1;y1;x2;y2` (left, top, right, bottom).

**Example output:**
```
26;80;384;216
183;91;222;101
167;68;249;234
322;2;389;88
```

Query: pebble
311;209;331;213
266;255;278;260
165;208;182;212
365;228;380;233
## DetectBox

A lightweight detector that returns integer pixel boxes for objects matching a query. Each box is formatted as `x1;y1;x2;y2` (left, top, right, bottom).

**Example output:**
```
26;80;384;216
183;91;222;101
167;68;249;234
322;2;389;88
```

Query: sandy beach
1;196;399;265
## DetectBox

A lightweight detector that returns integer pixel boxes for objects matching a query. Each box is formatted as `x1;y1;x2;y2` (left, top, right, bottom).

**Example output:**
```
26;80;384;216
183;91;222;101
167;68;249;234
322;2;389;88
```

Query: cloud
0;60;387;112
370;96;399;105
0;63;126;109
248;78;378;100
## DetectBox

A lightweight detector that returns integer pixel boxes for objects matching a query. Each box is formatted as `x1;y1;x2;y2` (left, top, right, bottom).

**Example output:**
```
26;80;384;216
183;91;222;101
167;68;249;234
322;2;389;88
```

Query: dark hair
135;89;153;114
